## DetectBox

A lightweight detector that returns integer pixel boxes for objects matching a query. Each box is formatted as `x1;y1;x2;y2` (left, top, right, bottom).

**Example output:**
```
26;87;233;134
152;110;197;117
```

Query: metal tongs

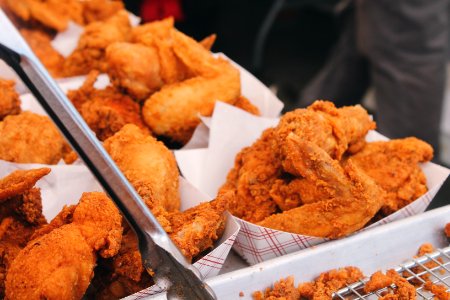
0;10;216;300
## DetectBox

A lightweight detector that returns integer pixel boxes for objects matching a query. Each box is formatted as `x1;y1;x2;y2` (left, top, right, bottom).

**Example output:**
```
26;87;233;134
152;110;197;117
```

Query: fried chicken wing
257;134;384;238
142;29;241;144
63;10;131;76
67;71;148;141
167;197;227;261
5;192;122;300
347;137;433;215
0;112;69;164
0;79;21;121
103;124;180;228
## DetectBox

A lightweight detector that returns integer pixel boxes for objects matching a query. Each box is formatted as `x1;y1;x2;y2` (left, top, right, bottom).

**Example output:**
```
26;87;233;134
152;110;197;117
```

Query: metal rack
333;246;450;299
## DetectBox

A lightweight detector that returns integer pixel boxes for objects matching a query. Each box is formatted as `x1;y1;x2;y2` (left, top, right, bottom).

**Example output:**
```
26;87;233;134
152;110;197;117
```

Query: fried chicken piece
424;281;450;300
81;0;125;24
253;276;299;300
5;192;122;300
106;42;164;101
103;124;180;228
298;267;364;299
219;128;282;222
3;0;83;31
219;101;375;222
0;168;49;298
347;137;433;215
142;29;241;144
63;10;131;76
0;112;69;164
445;223;450;239
20;28;64;77
167;197;227;261
67;71;148;141
0;79;21;121
258;134;384;238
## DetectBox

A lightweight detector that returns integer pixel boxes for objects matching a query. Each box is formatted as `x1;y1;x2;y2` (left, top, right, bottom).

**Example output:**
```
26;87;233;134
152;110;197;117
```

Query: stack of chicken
219;100;433;238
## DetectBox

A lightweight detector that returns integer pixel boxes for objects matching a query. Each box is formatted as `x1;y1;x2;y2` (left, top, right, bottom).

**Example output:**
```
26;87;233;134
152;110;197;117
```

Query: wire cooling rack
333;246;450;299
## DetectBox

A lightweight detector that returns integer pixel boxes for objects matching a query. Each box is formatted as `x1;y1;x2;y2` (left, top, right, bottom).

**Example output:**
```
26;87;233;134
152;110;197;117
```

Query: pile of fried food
1;0;260;145
0;77;230;298
253;226;450;300
219;100;433;238
0;163;228;299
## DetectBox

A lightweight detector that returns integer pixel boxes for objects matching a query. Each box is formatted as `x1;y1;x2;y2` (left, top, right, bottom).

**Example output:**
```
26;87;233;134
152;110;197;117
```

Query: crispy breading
347;137;433;215
0;112;68;164
5;192;123;300
258;135;384;238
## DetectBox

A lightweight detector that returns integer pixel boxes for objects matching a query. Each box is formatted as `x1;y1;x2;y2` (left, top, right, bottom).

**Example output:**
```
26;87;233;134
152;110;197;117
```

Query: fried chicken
258;134;385;238
445;223;450;239
424;281;450;300
67;71;148;141
20;28;64;77
106;42;164;101
167;197;227;261
0;112;72;164
142;29;241;144
103;124;180;229
219;101;376;223
63;10;131;76
5;192;122;300
347;137;433;216
0;79;21;121
0;168;49;298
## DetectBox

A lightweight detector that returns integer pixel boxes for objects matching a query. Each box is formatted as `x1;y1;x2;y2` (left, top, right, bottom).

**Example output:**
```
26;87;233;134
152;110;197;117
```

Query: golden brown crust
0;79;21;121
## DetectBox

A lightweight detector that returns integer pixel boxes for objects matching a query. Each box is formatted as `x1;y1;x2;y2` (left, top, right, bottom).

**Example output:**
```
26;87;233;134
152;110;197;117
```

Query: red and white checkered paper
175;104;450;265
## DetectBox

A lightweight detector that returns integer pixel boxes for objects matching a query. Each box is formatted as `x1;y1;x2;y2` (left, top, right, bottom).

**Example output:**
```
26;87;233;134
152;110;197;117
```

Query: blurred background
126;0;450;165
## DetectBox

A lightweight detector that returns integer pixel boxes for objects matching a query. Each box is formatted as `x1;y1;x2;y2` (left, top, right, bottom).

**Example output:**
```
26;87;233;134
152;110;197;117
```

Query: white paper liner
175;103;450;265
